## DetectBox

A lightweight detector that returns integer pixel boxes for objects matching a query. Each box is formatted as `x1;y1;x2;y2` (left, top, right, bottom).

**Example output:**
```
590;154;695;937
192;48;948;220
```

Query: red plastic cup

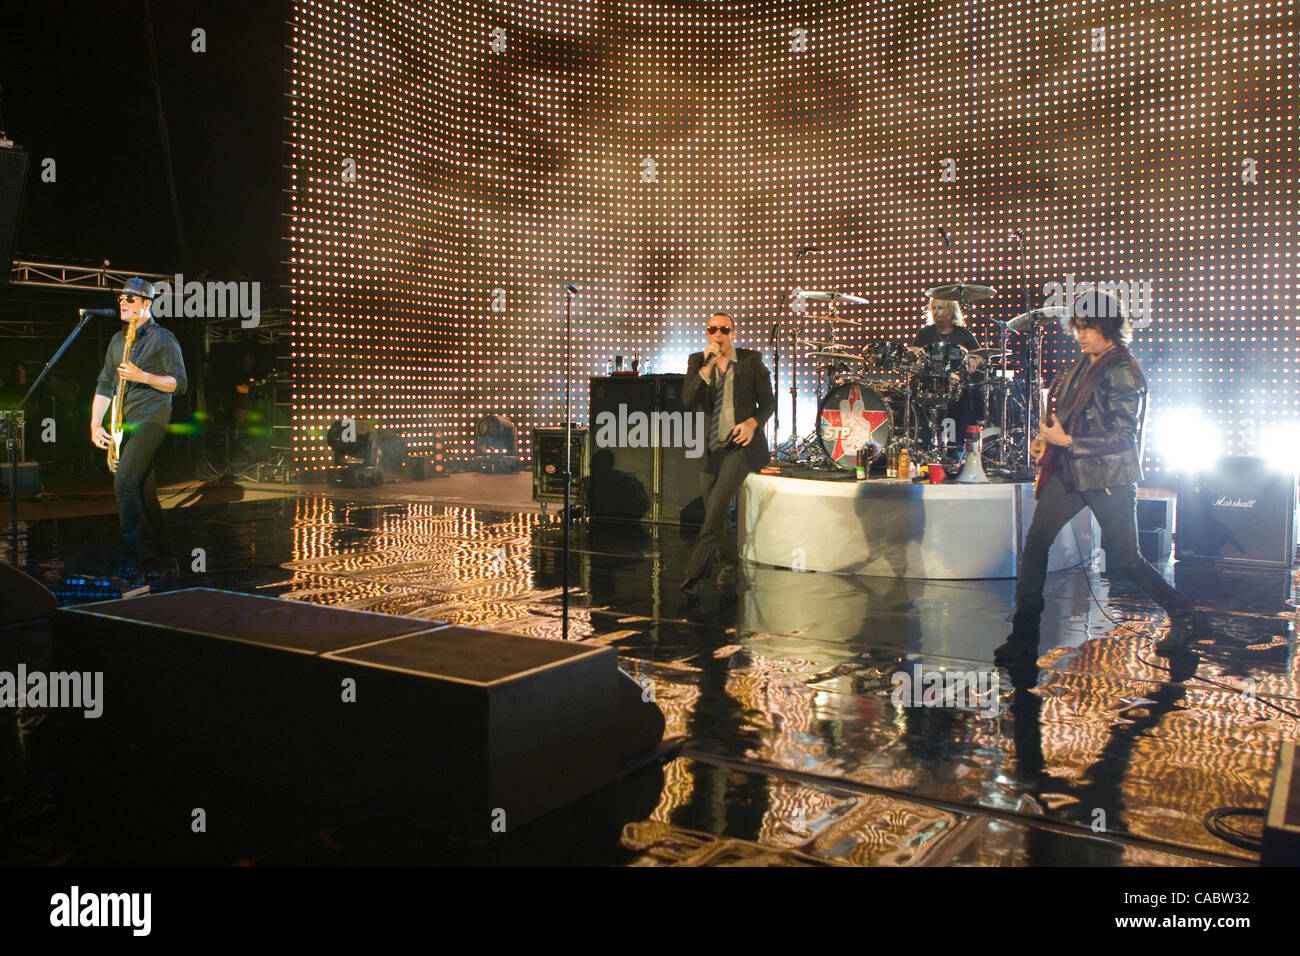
928;464;945;484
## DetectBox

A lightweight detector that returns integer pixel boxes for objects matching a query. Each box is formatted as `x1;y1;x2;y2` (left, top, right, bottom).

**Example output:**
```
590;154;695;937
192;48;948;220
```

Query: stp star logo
819;386;890;464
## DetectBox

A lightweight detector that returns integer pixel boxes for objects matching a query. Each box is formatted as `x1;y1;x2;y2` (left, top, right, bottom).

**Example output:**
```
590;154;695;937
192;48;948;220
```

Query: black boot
993;633;1039;666
1155;608;1205;654
994;612;1041;665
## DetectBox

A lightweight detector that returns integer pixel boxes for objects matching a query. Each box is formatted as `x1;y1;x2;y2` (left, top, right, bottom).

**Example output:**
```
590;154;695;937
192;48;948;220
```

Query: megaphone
956;425;989;483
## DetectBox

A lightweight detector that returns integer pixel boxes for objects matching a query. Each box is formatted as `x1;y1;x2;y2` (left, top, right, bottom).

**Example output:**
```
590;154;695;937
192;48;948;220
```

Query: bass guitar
106;319;139;474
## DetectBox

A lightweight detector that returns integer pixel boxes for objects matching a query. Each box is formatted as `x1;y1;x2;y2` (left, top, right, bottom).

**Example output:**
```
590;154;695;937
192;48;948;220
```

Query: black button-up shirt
95;318;187;427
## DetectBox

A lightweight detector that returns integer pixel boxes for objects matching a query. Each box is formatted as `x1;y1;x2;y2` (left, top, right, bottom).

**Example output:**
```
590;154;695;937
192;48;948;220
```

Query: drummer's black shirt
95;317;188;427
911;324;981;352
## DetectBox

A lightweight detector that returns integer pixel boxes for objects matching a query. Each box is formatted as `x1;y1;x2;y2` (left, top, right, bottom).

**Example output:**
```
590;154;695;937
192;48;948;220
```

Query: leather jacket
1055;348;1148;492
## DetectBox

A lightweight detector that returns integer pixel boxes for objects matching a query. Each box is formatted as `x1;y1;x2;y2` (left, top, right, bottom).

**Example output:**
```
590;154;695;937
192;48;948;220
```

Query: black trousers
684;446;751;582
1014;472;1190;632
114;421;174;568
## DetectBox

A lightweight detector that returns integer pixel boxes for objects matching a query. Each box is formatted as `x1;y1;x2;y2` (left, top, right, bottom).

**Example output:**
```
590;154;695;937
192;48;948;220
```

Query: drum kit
776;283;1045;476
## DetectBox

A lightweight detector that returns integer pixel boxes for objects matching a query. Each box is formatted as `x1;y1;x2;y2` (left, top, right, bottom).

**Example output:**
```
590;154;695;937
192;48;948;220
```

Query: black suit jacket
682;346;775;471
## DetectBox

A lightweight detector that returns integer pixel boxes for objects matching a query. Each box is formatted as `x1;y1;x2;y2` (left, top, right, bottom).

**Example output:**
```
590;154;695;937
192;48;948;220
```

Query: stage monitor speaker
1264;740;1300;865
0;148;29;284
53;588;665;835
0;561;56;625
1176;457;1298;569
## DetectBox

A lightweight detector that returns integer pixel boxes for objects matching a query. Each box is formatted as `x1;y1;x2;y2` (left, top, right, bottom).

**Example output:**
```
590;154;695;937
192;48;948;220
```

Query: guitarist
994;290;1201;663
90;278;187;586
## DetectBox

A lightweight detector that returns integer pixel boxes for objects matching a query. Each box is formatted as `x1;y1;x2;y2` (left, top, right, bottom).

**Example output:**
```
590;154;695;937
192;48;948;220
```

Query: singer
89;278;188;586
679;312;774;596
995;290;1200;663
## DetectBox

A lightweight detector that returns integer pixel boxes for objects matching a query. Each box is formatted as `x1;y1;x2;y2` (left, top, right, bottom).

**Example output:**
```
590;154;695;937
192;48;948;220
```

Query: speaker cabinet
588;374;704;525
0;461;41;497
53;588;665;836
0;147;29;284
1176;457;1298;569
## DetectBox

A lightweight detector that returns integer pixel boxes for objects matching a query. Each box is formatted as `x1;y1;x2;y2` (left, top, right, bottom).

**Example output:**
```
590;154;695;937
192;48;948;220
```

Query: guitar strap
1050;346;1128;431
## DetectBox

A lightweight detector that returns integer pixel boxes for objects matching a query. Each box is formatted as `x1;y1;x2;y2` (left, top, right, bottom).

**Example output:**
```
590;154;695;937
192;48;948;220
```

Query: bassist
90;278;187;585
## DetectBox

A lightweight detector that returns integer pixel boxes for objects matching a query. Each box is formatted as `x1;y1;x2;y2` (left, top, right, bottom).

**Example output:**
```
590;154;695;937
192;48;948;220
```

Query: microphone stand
1014;231;1038;473
562;287;575;641
767;314;782;457
7;311;94;561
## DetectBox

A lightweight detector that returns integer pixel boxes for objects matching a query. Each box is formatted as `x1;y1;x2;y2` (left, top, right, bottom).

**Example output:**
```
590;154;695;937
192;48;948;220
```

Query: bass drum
817;381;921;471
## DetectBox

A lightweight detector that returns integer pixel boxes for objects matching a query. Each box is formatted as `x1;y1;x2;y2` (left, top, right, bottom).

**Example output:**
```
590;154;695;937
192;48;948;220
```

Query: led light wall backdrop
285;0;1296;472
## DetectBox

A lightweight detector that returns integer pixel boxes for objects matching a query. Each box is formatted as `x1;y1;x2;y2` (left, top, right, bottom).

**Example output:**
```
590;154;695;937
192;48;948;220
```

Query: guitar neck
110;323;138;430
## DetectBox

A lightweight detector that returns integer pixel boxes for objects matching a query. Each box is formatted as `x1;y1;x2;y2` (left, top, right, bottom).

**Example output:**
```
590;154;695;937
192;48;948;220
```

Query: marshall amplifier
1176;456;1298;569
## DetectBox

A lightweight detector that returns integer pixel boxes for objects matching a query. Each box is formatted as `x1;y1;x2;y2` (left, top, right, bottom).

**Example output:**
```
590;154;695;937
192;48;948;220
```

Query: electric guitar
106;320;138;474
1032;394;1058;499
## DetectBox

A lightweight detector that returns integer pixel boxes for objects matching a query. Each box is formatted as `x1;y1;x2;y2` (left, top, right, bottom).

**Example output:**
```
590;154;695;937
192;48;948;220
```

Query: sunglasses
118;294;140;303
706;325;732;335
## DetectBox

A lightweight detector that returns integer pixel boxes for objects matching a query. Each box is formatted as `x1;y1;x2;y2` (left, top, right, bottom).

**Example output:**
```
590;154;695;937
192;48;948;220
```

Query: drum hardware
797;290;869;304
806;350;867;363
776;293;871;462
1005;306;1068;333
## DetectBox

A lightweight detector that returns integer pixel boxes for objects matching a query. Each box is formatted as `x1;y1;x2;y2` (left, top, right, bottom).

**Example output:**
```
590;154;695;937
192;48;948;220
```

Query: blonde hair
926;298;965;327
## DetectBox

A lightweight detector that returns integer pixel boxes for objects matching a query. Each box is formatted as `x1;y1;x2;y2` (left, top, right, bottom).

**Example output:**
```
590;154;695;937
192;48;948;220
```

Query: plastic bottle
897;447;910;481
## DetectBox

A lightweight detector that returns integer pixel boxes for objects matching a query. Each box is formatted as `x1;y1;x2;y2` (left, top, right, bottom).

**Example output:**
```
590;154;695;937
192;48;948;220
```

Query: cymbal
1006;305;1068;332
798;339;853;350
925;282;996;302
824;315;863;325
797;290;869;304
806;350;866;362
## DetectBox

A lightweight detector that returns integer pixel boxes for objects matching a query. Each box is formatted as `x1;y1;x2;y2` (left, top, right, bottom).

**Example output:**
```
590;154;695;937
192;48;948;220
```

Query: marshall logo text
1213;496;1257;509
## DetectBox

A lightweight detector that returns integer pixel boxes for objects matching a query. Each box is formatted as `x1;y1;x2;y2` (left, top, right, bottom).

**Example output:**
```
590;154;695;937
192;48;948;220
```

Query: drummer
909;297;985;447
910;297;982;358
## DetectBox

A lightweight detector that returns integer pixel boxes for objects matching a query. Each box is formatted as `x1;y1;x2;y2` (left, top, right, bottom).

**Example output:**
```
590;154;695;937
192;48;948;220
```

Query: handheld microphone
938;228;951;249
565;284;580;295
79;308;118;316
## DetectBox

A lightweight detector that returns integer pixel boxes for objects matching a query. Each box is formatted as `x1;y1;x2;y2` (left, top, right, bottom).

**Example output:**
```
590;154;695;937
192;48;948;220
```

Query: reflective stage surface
5;489;1298;865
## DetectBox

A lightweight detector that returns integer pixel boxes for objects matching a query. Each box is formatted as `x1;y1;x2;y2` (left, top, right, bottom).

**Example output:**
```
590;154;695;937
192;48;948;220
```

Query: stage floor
4;476;1298;866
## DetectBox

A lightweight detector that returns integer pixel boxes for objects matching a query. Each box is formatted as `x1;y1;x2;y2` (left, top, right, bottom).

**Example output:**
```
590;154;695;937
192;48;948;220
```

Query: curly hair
1063;289;1133;345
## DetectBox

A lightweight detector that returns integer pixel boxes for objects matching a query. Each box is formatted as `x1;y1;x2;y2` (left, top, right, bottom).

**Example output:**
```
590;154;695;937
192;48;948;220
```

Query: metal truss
8;258;171;292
